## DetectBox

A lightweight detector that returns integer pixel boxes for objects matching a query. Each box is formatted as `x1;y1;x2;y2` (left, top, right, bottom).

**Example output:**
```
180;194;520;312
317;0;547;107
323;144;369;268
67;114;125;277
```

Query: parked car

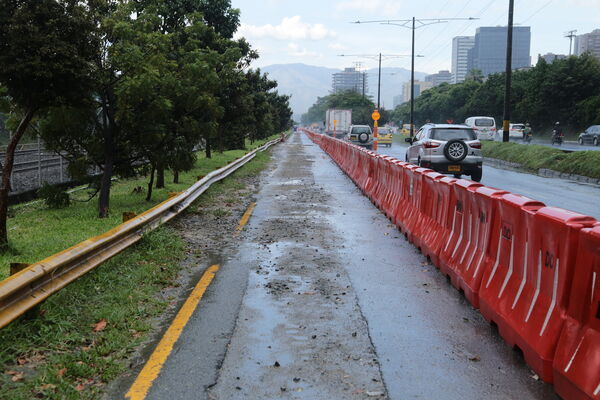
377;127;393;147
405;124;483;181
348;125;374;150
465;116;497;141
509;123;526;140
578;125;600;146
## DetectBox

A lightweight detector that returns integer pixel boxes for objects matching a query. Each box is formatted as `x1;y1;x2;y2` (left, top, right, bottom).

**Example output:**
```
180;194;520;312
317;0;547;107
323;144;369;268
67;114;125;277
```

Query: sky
231;0;600;74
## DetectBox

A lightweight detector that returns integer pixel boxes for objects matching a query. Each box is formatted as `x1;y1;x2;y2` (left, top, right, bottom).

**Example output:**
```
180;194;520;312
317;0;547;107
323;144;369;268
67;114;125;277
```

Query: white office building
451;36;475;84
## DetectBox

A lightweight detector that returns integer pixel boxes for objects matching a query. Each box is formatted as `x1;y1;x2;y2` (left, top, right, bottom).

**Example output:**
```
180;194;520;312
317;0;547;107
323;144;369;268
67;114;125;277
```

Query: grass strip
0;136;277;280
482;141;600;179
0;148;273;399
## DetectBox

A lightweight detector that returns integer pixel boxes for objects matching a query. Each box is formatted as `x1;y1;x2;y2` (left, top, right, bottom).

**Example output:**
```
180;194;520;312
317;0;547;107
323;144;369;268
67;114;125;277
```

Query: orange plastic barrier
418;175;456;268
480;203;595;382
439;179;484;280
452;186;509;308
553;223;600;400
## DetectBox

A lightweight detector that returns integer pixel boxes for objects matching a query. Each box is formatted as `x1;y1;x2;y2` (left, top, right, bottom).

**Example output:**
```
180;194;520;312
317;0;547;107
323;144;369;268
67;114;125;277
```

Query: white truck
325;109;352;139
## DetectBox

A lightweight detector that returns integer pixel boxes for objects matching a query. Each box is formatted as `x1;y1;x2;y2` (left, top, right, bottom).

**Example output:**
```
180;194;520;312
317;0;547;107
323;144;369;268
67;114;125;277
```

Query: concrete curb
483;157;600;187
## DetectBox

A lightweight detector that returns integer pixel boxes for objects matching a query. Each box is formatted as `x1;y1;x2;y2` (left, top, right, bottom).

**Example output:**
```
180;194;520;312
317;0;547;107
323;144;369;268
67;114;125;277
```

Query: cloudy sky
231;0;600;74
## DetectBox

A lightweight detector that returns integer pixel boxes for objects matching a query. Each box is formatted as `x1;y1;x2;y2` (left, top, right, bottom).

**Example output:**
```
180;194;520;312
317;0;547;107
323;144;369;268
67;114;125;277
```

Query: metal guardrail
0;138;282;329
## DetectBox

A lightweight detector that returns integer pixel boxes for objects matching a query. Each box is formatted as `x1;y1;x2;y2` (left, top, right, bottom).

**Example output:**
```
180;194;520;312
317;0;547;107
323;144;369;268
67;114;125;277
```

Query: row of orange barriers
303;129;600;400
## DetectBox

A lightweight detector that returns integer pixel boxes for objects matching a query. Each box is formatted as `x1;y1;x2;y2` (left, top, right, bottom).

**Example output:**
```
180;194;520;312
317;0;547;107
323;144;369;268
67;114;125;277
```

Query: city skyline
231;0;600;74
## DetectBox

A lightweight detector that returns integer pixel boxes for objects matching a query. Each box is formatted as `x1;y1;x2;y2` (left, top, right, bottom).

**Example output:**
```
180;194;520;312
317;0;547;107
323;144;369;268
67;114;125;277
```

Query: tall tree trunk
0;108;35;248
173;170;179;184
205;136;212;159
98;156;114;218
146;165;155;201
98;94;115;218
156;164;165;188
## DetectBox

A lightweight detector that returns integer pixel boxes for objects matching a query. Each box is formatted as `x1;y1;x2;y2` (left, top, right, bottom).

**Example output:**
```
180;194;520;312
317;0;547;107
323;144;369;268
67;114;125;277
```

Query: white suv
348;125;374;150
405;124;483;181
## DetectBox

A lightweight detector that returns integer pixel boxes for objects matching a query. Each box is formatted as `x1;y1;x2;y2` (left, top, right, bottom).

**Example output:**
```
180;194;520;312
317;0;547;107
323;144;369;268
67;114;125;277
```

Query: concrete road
124;132;556;399
377;138;600;220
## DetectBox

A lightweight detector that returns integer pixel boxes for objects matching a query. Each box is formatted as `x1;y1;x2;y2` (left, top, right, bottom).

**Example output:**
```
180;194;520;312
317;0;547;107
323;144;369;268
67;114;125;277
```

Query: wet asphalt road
377;137;600;220
130;132;557;399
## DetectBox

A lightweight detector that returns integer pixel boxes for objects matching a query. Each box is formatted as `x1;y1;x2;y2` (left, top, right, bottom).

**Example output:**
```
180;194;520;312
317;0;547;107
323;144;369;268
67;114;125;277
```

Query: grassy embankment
482;141;600;179
0;137;276;400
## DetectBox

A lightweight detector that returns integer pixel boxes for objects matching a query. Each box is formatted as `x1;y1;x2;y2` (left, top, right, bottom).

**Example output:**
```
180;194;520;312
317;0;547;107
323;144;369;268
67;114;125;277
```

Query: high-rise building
402;80;434;102
332;67;368;94
467;26;531;77
574;29;600;60
538;53;567;64
425;70;453;86
451;36;475;84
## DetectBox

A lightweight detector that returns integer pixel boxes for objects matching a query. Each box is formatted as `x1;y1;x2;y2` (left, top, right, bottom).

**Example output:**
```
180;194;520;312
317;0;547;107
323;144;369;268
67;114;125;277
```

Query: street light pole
502;0;515;143
410;17;415;137
353;17;477;140
377;52;382;109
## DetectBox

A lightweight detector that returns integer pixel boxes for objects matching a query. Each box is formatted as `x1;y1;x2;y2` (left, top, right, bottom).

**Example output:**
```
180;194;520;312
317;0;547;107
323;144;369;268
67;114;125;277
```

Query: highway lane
377;137;600;220
122;132;556;400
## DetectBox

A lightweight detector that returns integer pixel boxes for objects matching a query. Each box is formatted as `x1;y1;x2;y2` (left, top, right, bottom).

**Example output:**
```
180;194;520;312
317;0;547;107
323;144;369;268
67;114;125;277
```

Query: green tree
0;0;96;246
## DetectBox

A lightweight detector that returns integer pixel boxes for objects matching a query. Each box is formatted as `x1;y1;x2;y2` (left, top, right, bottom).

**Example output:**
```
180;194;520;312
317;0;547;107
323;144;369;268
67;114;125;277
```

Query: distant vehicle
348;125;374;150
578;125;600;146
509;123;525;139
325;109;352;139
465;116;497;141
400;124;414;136
405;123;483;182
377;127;393;147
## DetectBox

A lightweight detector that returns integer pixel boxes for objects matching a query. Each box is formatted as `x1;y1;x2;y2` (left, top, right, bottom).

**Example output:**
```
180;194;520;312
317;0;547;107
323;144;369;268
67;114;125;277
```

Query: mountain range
262;63;428;120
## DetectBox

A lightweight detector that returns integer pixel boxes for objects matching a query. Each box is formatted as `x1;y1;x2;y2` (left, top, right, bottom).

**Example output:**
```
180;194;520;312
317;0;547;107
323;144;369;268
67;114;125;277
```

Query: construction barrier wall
302;129;600;400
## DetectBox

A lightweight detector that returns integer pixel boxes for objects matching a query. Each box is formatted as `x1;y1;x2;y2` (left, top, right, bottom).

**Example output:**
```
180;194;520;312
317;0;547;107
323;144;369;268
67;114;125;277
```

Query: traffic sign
371;110;380;121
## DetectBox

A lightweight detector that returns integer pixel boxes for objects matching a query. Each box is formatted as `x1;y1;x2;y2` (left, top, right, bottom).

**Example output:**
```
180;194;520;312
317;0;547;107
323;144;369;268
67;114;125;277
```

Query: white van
465;116;497;141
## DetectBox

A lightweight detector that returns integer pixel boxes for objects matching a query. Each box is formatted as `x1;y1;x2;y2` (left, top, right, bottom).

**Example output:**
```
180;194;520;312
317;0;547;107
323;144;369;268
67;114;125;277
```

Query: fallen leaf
11;372;24;382
57;368;67;377
93;319;107;332
17;358;27;365
468;355;481;362
6;370;19;375
75;383;85;391
39;383;56;390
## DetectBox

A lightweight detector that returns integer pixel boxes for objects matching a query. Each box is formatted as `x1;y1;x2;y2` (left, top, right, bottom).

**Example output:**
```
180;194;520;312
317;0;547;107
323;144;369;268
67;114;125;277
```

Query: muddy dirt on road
120;132;557;400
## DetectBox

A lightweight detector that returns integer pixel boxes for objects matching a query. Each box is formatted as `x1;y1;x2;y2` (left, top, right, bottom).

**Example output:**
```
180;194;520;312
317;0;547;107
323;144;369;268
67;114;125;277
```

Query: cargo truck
325;109;352;139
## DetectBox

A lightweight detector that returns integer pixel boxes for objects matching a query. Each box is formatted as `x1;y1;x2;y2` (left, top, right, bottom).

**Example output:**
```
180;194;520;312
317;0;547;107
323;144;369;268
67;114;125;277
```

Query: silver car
348;125;374;150
405;124;483;181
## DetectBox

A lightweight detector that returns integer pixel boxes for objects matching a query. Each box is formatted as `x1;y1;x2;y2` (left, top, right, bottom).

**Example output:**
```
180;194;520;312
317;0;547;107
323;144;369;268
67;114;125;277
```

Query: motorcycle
523;130;532;143
551;129;564;145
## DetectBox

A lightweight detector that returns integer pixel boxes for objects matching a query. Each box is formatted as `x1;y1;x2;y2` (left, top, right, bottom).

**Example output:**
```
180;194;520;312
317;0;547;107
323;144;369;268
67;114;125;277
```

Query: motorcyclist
552;122;563;144
523;123;532;142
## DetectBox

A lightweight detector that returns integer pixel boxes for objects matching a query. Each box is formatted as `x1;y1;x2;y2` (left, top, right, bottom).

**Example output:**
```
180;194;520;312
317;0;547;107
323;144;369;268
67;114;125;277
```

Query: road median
482;141;600;182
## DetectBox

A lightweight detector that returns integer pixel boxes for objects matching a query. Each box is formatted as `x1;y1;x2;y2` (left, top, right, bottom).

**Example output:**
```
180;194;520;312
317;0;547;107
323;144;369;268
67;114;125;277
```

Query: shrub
37;183;70;209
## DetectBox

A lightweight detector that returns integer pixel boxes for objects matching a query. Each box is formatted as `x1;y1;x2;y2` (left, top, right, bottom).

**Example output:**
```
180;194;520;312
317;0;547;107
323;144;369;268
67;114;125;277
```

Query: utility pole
502;0;514;143
565;30;577;56
353;17;477;139
377;53;382;109
410;17;415;138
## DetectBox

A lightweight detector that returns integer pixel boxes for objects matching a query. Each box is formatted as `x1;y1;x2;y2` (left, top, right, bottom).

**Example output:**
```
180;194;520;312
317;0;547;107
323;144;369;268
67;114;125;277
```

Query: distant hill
261;63;427;120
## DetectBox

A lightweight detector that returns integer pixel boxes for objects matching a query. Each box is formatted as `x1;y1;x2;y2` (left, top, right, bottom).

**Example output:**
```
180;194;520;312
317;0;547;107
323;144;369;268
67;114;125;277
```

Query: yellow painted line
125;264;220;400
235;202;256;234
